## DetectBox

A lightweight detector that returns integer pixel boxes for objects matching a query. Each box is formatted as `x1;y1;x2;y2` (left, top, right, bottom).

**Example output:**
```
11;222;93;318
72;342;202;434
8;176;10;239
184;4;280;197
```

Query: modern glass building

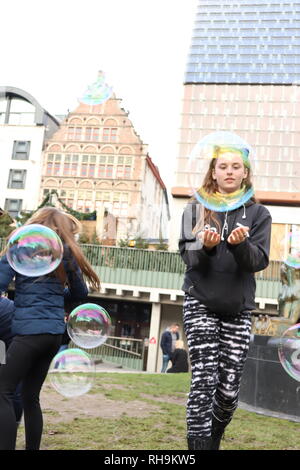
170;0;300;254
173;0;300;199
185;0;299;85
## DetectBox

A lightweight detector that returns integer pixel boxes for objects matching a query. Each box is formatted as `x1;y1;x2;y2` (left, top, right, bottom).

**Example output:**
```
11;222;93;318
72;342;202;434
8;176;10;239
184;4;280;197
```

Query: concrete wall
155;303;186;373
168;196;189;251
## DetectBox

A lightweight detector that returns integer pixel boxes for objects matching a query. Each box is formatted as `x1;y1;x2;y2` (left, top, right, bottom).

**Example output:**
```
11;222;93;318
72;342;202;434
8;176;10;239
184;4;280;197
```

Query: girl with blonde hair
166;340;189;374
0;207;100;450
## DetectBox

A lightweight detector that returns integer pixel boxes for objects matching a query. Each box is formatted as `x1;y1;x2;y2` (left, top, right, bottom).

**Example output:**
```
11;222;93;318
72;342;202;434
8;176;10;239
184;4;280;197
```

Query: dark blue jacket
0;249;88;336
0;297;15;346
160;330;179;357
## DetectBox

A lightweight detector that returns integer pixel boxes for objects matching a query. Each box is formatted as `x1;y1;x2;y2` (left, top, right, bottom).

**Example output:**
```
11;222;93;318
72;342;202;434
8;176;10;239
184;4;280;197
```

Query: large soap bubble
48;348;94;397
6;224;63;277
188;131;256;212
67;303;111;349
79;71;113;106
278;323;300;382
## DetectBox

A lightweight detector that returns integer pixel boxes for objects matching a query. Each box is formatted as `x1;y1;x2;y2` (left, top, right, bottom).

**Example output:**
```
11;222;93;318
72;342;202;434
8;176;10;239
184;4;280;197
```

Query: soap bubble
48;348;94;397
281;230;300;269
188;131;256;212
67;303;111;349
278;323;300;382
79;71;113;106
6;224;63;277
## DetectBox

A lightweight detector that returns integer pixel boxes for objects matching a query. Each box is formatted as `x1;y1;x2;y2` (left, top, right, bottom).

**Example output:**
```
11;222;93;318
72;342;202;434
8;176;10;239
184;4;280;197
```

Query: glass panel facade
185;1;300;84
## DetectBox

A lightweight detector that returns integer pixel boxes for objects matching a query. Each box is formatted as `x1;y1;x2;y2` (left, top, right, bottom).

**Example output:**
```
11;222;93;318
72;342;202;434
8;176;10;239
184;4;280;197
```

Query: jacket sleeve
178;202;217;268
0;255;15;293
62;246;88;302
227;205;272;273
160;332;172;356
171;349;179;365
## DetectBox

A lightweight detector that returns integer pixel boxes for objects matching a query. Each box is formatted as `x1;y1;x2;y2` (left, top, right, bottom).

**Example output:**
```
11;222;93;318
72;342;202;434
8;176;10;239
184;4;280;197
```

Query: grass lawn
16;372;300;451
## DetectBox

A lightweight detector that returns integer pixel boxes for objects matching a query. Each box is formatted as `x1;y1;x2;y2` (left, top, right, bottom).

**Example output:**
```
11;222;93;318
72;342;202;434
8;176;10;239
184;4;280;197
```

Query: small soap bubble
281;231;300;269
67;303;111;349
48;348;94;397
278;323;300;382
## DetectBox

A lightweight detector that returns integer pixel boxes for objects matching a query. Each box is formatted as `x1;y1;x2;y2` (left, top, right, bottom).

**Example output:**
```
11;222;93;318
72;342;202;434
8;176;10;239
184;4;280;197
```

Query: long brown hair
192;150;255;234
4;207;100;291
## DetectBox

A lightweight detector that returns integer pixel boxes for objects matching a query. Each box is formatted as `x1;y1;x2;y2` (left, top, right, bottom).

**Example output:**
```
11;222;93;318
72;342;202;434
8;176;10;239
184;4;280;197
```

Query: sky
1;0;198;192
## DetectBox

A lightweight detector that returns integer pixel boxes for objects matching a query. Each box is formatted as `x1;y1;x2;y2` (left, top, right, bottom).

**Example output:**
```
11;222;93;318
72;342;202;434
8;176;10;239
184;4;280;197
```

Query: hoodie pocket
190;270;245;316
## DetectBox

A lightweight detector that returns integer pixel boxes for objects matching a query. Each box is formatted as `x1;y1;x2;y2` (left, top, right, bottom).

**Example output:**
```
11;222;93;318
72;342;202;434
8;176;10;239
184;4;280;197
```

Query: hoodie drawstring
242;204;246;219
221;211;228;241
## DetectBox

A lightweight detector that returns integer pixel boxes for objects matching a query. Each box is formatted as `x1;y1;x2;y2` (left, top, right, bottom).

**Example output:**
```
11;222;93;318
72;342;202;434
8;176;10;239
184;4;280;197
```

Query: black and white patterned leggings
183;294;252;438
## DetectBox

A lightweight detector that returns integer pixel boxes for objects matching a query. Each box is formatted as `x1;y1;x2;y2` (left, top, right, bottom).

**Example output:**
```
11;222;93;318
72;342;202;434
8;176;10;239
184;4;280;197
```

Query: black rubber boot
210;416;228;450
187;436;212;450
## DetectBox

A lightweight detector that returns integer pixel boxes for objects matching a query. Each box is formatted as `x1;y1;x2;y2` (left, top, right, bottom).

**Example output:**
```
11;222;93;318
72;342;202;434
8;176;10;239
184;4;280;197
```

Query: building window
74;127;82;140
45;154;61;176
62;154;80;176
8;99;35;125
76;190;93;212
81;164;88;177
116;166;124;178
71;163;77;176
12;141;31;160
85;127;100;141
4;199;22;219
112;193;128;216
98;165;105;178
53;162;60;176
8;169;27;189
88;165;95;177
67;127;74;139
99;155;114;165
63;163;70;175
106;165;113;178
97;156;116;178
112;201;128;217
85;128;92;140
116;163;131;179
59;189;74;209
80;155;96;178
67;127;82;140
103;127;117;142
0;97;7;124
124;166;131;178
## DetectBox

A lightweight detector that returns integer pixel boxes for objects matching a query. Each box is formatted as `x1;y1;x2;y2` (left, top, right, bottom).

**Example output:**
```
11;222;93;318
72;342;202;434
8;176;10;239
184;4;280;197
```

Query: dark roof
185;0;300;84
0;86;60;126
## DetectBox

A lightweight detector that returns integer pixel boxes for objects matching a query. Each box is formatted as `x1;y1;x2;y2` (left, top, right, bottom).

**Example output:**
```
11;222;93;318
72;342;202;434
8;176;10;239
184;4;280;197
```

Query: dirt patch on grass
140;393;187;406
41;383;161;424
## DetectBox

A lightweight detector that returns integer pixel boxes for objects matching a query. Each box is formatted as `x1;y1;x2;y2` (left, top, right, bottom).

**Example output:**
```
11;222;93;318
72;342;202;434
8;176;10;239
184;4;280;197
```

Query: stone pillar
146;302;161;373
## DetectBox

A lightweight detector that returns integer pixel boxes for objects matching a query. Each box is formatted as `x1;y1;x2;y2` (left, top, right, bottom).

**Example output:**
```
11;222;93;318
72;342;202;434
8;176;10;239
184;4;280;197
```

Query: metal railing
70;335;146;371
81;244;282;299
81;244;185;273
0;239;282;299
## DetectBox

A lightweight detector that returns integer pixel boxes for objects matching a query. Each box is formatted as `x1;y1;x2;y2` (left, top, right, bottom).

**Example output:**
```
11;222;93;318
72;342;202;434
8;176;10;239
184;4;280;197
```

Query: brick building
41;85;169;243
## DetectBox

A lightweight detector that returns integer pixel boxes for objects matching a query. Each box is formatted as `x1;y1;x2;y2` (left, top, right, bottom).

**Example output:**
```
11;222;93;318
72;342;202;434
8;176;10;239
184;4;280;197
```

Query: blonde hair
192;146;256;235
175;340;185;349
4;206;100;291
